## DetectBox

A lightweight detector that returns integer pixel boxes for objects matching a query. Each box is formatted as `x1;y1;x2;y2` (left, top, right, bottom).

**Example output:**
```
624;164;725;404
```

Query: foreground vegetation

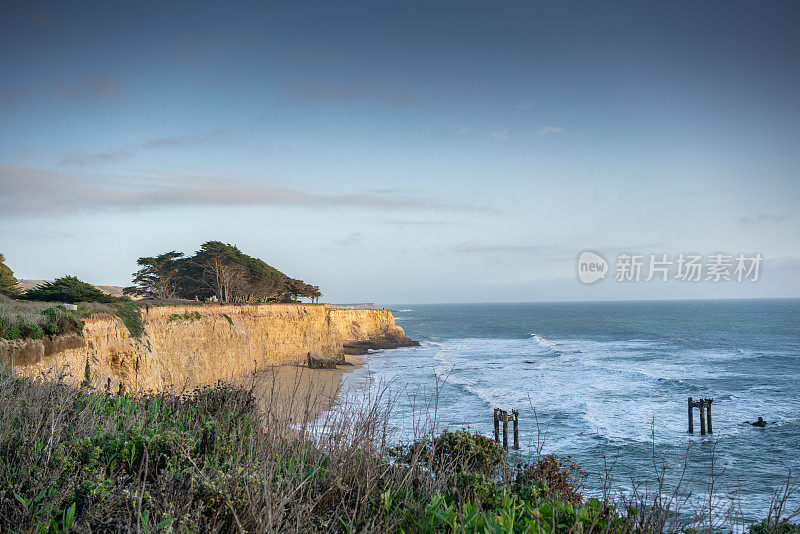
0;371;797;533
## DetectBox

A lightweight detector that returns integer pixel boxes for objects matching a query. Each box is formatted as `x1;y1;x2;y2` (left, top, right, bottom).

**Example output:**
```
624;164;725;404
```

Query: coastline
239;354;365;424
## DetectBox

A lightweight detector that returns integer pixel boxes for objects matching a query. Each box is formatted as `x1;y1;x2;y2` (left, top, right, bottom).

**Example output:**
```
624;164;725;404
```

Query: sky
1;1;799;303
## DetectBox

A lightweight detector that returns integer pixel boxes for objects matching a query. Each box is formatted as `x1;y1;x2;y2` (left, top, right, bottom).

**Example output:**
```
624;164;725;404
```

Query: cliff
326;307;420;354
0;304;415;392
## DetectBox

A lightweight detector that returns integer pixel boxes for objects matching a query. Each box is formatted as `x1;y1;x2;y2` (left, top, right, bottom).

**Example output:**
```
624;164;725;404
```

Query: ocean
337;299;800;524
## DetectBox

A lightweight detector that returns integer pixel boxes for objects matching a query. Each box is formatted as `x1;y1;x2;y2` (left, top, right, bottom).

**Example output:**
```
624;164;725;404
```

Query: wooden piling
512;410;519;450
688;397;694;433
699;399;706;436
493;409;500;444
502;411;509;450
707;399;713;434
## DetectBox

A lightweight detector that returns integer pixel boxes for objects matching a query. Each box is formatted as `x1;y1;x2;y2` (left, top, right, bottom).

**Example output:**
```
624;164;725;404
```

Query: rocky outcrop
0;304;415;392
325;308;419;354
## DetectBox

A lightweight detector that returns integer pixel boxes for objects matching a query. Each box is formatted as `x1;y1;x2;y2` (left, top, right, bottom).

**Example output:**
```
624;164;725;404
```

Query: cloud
0;88;30;104
334;232;363;246
48;75;119;97
2;228;77;241
516;102;534;111
137;131;226;149
452;127;470;135
765;256;800;272
1;75;119;106
448;240;559;255
384;220;454;227
490;128;509;141
738;213;791;224
282;82;412;105
61;148;134;166
61;131;227;166
0;165;484;217
538;126;563;135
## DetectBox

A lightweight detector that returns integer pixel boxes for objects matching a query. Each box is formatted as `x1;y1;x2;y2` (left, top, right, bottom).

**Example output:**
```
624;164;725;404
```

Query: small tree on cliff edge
124;251;184;299
24;276;118;304
309;285;322;304
0;253;20;298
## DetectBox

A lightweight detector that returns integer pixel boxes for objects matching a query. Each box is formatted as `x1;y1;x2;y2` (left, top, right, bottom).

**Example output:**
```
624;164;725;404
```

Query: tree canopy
123;251;184;299
125;241;322;304
24;276;118;304
0;253;20;298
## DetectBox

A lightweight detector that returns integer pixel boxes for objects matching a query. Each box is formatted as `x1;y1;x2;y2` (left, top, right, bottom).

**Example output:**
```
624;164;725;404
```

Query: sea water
337;299;800;524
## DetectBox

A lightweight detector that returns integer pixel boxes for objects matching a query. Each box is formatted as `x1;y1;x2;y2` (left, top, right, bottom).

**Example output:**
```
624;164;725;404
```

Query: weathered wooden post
688;397;694;433
512;410;519;450
493;409;500;444
502;410;509;450
699;399;706;436
708;399;714;433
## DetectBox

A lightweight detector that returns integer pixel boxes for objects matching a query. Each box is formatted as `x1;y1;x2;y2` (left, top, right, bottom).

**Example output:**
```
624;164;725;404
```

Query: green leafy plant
3;324;20;340
41;306;83;335
19;323;45;339
515;454;588;504
400;429;505;476
751;519;800;534
167;311;201;322
112;301;144;339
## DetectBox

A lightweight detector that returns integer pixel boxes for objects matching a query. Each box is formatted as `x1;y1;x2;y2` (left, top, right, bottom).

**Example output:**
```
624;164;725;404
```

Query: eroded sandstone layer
0;304;415;392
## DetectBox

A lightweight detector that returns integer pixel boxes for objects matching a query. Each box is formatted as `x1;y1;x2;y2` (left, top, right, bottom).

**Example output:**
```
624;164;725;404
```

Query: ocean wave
528;333;559;351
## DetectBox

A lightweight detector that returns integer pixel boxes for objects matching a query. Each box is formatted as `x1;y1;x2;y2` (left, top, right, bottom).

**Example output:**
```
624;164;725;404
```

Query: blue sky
1;1;799;303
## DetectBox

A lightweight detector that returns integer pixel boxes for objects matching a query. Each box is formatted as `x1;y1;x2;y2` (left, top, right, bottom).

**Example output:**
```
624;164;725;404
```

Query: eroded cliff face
326;308;408;342
326;308;419;354
0;304;413;392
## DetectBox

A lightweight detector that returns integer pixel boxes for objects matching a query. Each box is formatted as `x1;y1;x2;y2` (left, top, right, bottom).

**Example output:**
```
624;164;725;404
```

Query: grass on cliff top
0;294;145;342
0;367;798;533
0;295;83;341
73;300;146;339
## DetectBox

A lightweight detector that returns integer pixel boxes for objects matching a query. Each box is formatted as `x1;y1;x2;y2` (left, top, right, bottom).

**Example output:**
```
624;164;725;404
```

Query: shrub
751;519;800;534
19;323;44;339
2;324;20;340
433;430;505;475
515;454;587;505
24;276;117;304
41;306;83;335
396;429;505;477
454;471;503;508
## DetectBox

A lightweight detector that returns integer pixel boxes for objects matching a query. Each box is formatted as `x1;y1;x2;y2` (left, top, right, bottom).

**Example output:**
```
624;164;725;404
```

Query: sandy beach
236;354;365;423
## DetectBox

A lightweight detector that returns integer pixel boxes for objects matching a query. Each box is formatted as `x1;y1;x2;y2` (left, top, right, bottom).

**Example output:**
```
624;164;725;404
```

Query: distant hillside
18;279;126;298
